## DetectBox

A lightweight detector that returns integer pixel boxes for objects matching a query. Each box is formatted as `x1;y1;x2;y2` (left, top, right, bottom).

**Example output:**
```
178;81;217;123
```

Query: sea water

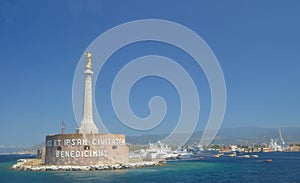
1;152;300;183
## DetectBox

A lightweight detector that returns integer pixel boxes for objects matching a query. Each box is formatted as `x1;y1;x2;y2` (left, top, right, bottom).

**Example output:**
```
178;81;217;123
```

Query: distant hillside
1;127;299;154
126;134;167;145
210;127;300;145
0;147;25;154
0;143;44;155
126;127;300;146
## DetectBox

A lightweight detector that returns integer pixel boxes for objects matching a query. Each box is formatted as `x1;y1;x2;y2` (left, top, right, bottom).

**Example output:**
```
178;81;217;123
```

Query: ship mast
279;128;285;146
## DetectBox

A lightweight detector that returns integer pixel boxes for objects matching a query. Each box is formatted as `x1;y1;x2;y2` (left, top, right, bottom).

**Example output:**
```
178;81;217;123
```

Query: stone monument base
45;134;129;165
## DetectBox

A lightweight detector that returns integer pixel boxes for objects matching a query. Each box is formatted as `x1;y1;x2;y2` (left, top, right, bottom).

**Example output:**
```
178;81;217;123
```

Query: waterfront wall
45;134;129;165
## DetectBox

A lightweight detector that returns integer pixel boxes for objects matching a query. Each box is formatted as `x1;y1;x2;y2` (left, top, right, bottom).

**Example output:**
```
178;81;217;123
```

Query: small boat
214;153;223;158
177;152;193;160
228;153;236;157
264;159;272;162
222;152;237;157
251;155;258;158
238;155;250;158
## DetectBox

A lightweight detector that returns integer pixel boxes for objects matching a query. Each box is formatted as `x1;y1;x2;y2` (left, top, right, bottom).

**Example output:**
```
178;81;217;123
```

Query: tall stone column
78;52;99;134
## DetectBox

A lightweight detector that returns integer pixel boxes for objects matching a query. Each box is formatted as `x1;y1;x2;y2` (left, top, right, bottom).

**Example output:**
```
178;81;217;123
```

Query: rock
95;166;104;170
12;159;164;171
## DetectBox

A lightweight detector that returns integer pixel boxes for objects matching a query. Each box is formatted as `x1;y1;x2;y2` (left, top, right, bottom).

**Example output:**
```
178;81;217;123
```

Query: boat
190;145;221;157
214;153;223;158
269;138;283;152
173;147;193;160
223;152;236;157
238;155;250;158
142;140;174;161
268;128;287;152
264;159;272;162
228;153;237;157
177;152;193;160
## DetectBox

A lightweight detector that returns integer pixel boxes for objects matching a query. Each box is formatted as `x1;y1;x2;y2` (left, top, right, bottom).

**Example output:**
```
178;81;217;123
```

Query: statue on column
84;51;92;69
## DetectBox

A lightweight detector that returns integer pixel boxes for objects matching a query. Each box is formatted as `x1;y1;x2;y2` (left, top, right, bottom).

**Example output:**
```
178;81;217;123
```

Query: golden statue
84;51;92;69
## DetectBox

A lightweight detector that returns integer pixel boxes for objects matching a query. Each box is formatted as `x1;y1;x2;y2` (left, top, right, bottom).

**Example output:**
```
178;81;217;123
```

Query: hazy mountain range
1;127;299;154
127;126;300;145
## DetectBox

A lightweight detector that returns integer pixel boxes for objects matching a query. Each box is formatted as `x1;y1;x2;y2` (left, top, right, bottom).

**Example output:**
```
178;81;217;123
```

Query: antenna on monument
61;120;65;134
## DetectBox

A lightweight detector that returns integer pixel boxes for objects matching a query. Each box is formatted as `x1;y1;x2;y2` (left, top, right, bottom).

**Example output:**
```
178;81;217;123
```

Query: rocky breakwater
12;159;166;171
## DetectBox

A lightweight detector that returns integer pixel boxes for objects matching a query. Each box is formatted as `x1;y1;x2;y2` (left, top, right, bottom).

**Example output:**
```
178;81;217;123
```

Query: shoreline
11;158;166;171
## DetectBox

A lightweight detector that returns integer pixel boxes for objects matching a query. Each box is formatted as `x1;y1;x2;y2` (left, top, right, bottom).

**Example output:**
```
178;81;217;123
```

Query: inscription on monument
46;137;125;159
46;138;125;147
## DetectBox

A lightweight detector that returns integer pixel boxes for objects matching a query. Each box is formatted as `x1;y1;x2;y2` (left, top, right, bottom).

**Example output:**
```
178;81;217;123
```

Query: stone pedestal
45;134;129;165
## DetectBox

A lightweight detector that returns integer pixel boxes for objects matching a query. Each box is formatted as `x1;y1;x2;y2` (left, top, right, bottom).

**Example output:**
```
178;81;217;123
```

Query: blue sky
0;0;299;146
